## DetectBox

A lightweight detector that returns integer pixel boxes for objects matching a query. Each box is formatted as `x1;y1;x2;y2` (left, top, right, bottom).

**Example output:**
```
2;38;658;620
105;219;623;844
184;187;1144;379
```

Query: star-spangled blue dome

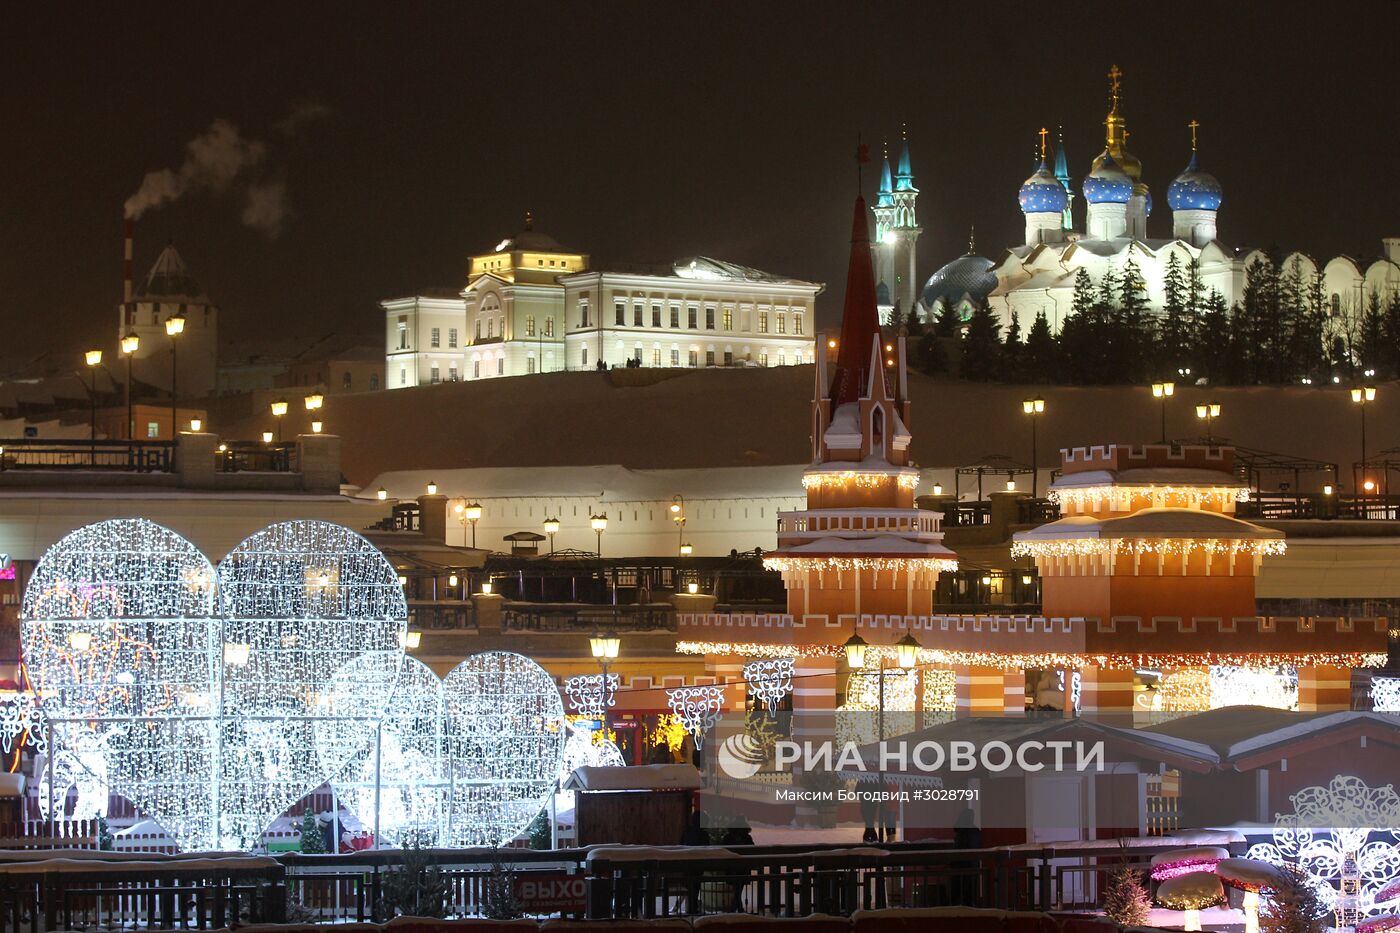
1083;153;1132;204
921;254;998;310
1167;152;1223;211
1019;161;1069;214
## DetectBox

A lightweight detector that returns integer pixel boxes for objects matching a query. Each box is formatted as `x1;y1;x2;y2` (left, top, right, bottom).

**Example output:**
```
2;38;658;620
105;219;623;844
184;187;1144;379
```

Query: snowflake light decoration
564;673;619;719
744;658;794;715
1246;775;1400;925
666;685;725;749
328;655;447;847
0;690;45;756
442;651;565;847
1371;677;1400;713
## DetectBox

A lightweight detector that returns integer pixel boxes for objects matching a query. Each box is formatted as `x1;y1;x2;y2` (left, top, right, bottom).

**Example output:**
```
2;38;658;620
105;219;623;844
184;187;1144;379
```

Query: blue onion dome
1167;152;1223;211
1019;160;1069;214
1083;152;1132;204
921;254;998;310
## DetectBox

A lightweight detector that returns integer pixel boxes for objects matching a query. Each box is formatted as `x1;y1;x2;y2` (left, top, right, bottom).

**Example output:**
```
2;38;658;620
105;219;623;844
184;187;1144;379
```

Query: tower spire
830;197;880;407
968;225;976;255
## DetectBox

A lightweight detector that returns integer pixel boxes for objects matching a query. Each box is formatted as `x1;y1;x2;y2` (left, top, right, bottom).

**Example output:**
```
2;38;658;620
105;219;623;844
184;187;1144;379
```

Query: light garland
802;471;921;491
1247;775;1400;925
21;518;408;851
1359;915;1400;933
666;685;725;749
1048;485;1250;510
837;669;916;748
442;651;565;848
763;556;959;573
743;658;795;715
1152;856;1225;881
675;641;1385;672
564;673;619;719
1371;677;1400;713
1010;537;1286;559
560;718;625;783
329;655;446;847
0;691;45;756
1211;665;1297;710
922;669;957;715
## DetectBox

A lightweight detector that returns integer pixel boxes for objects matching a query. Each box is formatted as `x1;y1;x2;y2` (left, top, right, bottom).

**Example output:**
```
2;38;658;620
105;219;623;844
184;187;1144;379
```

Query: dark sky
5;2;1398;369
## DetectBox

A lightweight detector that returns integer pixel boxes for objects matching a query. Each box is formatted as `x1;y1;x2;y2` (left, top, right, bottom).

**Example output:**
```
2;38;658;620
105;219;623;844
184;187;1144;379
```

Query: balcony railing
1238;492;1400;521
0;438;174;472
217;440;298;473
502;603;677;633
777;508;943;539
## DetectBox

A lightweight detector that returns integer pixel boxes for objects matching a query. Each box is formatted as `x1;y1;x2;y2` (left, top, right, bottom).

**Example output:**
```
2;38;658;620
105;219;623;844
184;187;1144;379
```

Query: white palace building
382;214;821;388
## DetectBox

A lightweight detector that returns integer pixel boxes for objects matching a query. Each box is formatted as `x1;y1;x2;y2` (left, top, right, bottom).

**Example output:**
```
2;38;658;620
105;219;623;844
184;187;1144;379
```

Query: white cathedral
880;66;1400;353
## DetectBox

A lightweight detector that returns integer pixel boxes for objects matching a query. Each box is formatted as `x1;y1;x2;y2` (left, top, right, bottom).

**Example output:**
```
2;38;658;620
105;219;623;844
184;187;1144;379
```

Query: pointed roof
830;197;882;406
877;156;894;207
1053;131;1070;182
137;243;208;302
895;139;914;191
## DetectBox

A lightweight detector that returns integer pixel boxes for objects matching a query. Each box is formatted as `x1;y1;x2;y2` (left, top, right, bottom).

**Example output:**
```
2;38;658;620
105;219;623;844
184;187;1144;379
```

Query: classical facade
383;217;819;384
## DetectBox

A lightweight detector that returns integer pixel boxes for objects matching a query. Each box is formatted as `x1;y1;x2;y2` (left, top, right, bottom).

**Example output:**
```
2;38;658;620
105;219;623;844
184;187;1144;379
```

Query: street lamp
589;631;621;738
189;418;202;432
1195;401;1222;443
310;420;323;434
1022;397;1045;497
120;331;139;440
1151;381;1175;443
304;392;324;412
261;431;274;444
426;480;438;495
377;487;388;501
84;349;103;444
843;631;919;842
680;542;693;556
590;513;608;555
1352;385;1378;508
670;494;686;555
165;312;185;440
450;498;483;547
270;398;289;442
543;517;560;553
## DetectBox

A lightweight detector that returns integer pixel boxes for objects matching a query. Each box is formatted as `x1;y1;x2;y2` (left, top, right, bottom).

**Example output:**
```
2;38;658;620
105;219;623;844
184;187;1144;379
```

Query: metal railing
217;441;298;473
407;601;476;631
501;603;678;633
1238;491;1400;520
0;439;174;473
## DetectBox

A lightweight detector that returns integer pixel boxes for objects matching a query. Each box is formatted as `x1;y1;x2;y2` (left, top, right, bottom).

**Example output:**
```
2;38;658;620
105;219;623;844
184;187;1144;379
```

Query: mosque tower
1019;128;1070;247
1168;120;1224;247
1053;127;1074;231
873;128;922;324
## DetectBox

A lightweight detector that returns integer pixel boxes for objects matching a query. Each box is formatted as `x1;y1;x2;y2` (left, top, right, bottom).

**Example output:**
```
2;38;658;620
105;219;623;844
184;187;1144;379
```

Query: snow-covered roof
564;764;702;791
1052;467;1246;490
1138;707;1400;763
1014;507;1282;542
776;534;957;558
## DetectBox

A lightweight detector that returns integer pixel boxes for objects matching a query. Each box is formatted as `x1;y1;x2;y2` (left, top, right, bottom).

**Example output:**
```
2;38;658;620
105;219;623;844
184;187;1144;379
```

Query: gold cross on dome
1189;119;1200;150
1108;64;1122;93
1038;127;1049;160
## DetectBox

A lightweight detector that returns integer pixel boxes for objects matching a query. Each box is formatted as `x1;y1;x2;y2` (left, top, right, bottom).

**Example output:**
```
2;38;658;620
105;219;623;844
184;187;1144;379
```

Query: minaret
766;194;956;619
1168;120;1223;247
1053;127;1074;231
877;125;922;325
872;143;897;322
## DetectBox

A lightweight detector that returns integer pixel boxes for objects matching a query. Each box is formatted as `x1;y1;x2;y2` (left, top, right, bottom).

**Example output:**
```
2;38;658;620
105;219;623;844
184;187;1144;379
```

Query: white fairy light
328;655;447;847
1247;775;1400;925
1210;665;1297;710
837;670;916;747
560;718;625;782
564;673;619;719
666;685;725;749
743;658;795;715
1010;537;1285;559
1371;677;1400;713
0;691;45;756
21;518;407;851
442;651;565;847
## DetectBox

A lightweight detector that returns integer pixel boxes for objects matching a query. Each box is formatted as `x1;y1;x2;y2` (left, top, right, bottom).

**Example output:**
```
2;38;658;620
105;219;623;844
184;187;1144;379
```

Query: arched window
872;407;885;453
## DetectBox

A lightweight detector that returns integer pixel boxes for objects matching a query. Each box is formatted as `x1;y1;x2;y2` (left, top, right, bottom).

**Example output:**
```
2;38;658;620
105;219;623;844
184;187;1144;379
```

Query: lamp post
1352;385;1377;511
1195;401;1221;444
270;398;289;442
165;313;185;440
1151;381;1175;443
670;495;686;555
450;498;483;547
589;631;621;740
543;517;560;554
84;349;103;444
120;332;139;440
844;632;919;843
590;513;608;556
1021;397;1045;498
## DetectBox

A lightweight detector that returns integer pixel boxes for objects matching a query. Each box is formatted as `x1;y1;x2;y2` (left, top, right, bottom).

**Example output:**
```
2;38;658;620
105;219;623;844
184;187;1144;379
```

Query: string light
763;556;960;573
802;471;921;491
442;651;565;848
675;640;1384;671
666;685;725;749
564;673;620;719
1247;775;1400;925
1048;485;1250;510
1010;537;1286;559
743;658;795;715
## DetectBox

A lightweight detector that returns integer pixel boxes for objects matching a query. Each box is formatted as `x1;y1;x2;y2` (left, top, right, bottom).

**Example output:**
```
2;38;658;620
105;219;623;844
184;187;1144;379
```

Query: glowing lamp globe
844;633;868;670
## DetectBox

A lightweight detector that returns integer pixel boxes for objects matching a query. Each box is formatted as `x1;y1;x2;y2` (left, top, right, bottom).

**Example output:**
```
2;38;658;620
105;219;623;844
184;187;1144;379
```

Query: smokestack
123;219;134;307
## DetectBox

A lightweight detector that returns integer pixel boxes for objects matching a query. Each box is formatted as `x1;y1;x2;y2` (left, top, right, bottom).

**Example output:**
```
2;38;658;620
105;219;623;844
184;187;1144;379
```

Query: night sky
6;2;1398;370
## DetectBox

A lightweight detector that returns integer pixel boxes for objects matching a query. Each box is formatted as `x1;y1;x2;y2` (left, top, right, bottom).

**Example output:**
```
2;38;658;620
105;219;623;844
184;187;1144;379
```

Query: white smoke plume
124;102;327;238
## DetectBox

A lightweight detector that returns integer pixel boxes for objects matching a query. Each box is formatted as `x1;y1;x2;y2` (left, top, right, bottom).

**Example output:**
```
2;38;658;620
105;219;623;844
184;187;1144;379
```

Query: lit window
397;317;408;349
776;313;786;334
670;307;679;328
688;349;698;367
430;327;440;348
544;317;554;337
758;311;769;334
759;351;769;366
448;327;458;348
652;305;661;327
723;308;732;331
794;312;804;335
615;303;626;326
487;320;494;339
525;315;535;336
670;348;679;366
705;308;715;330
652;348;661;366
147;422;159;438
778;351;785;366
448;366;458;381
634;305;643;327
688;307;698;328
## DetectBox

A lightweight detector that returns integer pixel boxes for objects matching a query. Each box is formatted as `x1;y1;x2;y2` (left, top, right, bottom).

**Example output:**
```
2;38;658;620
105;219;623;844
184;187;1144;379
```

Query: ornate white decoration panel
666;685;725;749
744;658;795;715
